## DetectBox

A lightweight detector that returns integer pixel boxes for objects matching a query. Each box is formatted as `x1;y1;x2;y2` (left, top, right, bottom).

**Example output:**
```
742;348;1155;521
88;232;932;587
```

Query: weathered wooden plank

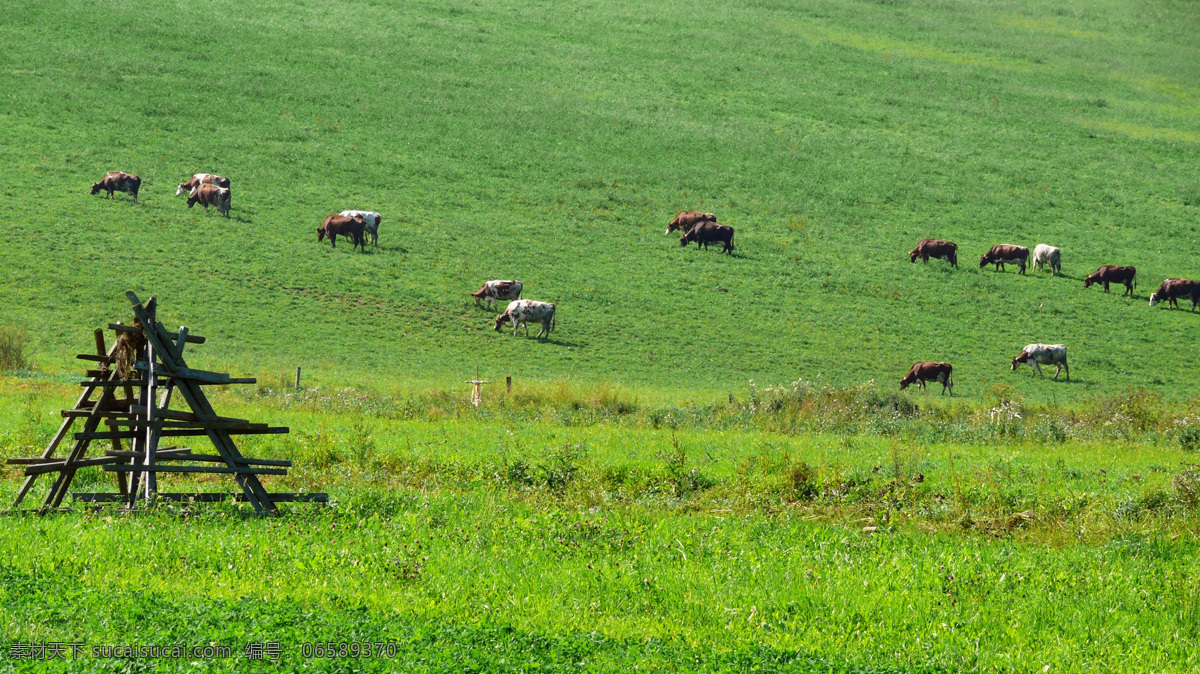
103;464;288;476
76;427;288;441
103;452;291;467
108;323;205;343
105;419;268;430
73;492;327;503
104;449;190;459
79;380;165;388
76;354;115;363
62;409;136;418
24;456;124;475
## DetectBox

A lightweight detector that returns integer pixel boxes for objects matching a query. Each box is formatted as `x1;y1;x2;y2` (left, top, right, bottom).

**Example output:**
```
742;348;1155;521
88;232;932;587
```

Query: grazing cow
908;239;958;268
317;214;366;251
472;280;523;310
339;210;382;246
186;184;231;217
176;173;230;196
1032;244;1061;275
680;221;735;254
979;244;1029;274
1011;344;1069;380
666;211;717;234
899;362;954;395
1149;278;1200;311
1083;265;1137;295
493;299;556;339
91;171;141;203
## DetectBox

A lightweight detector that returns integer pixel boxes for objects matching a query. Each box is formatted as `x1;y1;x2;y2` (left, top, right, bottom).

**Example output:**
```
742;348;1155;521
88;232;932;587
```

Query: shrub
0;325;30;372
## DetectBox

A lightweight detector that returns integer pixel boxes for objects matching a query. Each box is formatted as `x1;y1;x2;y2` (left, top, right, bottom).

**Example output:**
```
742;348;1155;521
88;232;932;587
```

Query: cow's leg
330;234;336;248
1054;364;1062;379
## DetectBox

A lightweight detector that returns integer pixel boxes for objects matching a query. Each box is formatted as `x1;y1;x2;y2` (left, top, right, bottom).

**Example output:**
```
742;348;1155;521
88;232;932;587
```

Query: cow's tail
1132;271;1137;290
551;308;556;333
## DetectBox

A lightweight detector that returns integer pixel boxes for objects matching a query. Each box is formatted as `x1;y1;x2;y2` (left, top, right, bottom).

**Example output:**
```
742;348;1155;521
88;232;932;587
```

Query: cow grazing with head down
494;299;556;339
1149;278;1200;311
472;280;523;310
1032;244;1061;274
186;184;231;217
909;239;958;267
91;171;141;203
176;173;230;196
1084;265;1136;295
666;211;717;234
1012;344;1069;380
899;362;953;395
680;221;735;254
317;214;366;251
339;210;381;246
979;244;1029;274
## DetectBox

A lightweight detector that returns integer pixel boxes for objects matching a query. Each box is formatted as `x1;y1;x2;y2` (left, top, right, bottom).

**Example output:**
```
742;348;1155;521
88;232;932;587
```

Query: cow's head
1011;352;1029;370
90;182;102;195
978;254;990;268
317;227;326;242
493;312;510;332
909;249;919;263
1083;273;1096;288
680;233;692;247
176;184;188;196
1149;293;1159;307
898;372;916;390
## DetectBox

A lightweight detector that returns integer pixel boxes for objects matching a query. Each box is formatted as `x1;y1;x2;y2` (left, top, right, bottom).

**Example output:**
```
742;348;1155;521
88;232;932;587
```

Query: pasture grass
0;0;1198;401
4;379;1200;669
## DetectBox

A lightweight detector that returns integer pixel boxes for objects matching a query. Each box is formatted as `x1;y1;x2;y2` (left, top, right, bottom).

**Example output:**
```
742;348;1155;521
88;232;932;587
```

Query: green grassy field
4;0;1200;670
1;0;1199;400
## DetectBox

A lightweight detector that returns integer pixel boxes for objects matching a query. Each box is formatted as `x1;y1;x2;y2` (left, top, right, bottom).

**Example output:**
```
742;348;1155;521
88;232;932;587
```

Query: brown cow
472;280;523;310
186;184;231;217
91;171;141;203
1084;265;1137;295
979;244;1029;274
680;221;735;254
899;362;953;395
1149;278;1200;311
666;211;717;234
318;214;366;251
909;239;958;267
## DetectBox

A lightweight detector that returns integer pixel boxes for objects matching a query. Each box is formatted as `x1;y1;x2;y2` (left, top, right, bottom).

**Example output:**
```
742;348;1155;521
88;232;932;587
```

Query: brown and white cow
909;239;958;267
176;173;230;196
1011;344;1069;380
666;211;717;234
91;171;141;203
1149;278;1200;311
317;214;366;250
493;299;556;339
338;210;381;246
472;280;523;310
1083;265;1137;295
186;184;231;217
680;221;735;254
899;362;953;395
979;244;1030;274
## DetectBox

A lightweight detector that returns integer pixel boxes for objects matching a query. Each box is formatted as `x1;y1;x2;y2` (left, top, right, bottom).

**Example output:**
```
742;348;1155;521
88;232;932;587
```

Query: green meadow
1;0;1199;398
3;0;1200;670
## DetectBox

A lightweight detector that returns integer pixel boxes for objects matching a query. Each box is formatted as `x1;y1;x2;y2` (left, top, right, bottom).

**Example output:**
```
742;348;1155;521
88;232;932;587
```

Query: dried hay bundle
112;318;146;380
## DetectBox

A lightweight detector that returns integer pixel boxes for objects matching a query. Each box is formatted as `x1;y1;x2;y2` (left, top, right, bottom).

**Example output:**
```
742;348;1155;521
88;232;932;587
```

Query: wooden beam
103;451;291;467
73;492;327;503
76;354;115;363
107;323;205;344
24;456;124;475
103;465;287;476
105;420;269;431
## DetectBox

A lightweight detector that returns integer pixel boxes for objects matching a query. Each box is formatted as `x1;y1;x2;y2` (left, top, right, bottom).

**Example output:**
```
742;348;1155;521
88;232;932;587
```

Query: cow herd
904;235;1197;395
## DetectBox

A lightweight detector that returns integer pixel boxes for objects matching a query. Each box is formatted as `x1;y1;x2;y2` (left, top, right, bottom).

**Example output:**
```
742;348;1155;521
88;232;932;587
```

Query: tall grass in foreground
0;325;29;372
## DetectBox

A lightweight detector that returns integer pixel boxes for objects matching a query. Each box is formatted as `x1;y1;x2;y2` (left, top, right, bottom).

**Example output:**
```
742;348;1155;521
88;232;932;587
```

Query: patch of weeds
0;325;30;372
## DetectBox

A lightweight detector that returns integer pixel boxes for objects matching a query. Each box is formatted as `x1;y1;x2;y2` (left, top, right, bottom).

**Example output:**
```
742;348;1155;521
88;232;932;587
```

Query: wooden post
295;367;301;389
506;376;512;394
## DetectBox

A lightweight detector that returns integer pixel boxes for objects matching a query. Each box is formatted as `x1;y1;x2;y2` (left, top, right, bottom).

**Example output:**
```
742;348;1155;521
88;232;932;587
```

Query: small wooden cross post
466;368;489;408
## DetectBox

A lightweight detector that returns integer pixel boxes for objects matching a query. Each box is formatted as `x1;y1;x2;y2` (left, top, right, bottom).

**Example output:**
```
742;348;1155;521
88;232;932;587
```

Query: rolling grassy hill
1;0;1198;402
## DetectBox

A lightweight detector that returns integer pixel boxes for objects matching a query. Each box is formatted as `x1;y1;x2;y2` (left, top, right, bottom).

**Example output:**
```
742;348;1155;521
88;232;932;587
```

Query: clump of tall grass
0;325;30;372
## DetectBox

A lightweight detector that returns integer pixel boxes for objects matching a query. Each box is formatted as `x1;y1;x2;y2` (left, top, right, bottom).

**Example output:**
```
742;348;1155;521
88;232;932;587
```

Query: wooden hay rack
6;291;326;514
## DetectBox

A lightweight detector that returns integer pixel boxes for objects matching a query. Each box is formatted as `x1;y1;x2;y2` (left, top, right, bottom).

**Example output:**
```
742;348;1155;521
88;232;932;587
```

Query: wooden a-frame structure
6;291;326;513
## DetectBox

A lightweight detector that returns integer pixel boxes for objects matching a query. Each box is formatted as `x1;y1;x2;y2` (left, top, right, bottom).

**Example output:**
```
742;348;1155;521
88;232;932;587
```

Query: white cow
1032;244;1061;275
339;210;381;246
472;280;523;310
1011;343;1069;380
494;299;556;339
176;173;229;196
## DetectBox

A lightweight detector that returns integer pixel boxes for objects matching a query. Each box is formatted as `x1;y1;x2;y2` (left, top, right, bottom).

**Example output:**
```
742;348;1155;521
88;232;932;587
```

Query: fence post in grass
506;376;512;394
295;367;301;389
